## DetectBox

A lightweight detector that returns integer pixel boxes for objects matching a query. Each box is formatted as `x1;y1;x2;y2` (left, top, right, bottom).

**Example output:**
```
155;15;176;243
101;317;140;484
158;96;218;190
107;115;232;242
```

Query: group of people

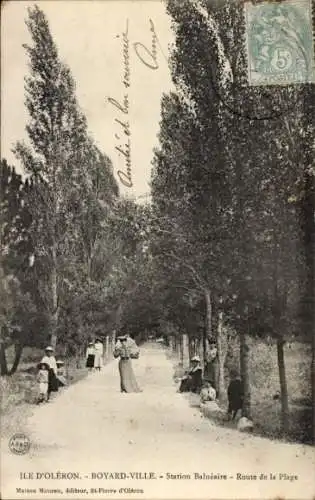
36;334;142;402
37;346;67;403
85;333;142;392
178;353;244;420
178;355;217;404
85;338;104;371
35;336;244;421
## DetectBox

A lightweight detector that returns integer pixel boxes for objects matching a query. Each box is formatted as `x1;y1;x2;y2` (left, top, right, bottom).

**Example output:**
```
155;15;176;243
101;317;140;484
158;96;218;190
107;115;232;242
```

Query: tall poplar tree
14;6;91;348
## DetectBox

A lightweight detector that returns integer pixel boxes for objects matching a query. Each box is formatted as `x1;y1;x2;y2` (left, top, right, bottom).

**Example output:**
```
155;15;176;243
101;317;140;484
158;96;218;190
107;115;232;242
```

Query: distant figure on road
94;338;103;371
41;346;59;400
86;341;95;371
113;334;141;393
227;369;244;420
36;362;49;403
179;355;202;394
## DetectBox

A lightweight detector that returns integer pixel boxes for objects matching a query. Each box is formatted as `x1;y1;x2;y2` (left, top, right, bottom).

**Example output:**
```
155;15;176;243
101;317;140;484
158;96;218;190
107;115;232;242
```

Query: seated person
179;355;202;393
200;380;216;403
56;360;67;387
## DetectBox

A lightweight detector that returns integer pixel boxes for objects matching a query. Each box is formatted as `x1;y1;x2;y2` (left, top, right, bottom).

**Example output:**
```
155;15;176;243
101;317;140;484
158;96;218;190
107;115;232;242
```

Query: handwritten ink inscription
107;19;161;188
134;19;158;70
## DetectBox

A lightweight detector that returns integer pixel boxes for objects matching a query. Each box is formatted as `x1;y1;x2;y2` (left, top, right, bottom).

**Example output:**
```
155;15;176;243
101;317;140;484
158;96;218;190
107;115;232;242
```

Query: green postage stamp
245;0;315;85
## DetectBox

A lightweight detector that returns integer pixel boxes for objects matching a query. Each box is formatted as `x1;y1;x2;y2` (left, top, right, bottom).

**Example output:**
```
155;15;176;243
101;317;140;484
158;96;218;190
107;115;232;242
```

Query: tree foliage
151;0;314;432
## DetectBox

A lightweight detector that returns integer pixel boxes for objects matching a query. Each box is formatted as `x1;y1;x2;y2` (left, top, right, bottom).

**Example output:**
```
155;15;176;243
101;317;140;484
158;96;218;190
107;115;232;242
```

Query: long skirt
118;359;141;393
179;377;190;393
86;354;95;368
179;370;202;393
48;369;59;394
94;352;102;369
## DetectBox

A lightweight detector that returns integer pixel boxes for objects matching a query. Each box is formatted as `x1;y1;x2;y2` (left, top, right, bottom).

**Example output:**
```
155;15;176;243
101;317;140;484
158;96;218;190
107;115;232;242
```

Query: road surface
1;342;314;499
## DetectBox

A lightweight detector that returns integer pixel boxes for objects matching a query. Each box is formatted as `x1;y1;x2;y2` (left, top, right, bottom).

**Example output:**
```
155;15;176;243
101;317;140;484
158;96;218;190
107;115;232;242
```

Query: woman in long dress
113;334;141;393
94;339;103;371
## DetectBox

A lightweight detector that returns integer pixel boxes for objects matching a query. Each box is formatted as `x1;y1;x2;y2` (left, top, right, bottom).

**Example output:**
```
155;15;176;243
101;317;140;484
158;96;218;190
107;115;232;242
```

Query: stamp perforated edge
244;0;315;86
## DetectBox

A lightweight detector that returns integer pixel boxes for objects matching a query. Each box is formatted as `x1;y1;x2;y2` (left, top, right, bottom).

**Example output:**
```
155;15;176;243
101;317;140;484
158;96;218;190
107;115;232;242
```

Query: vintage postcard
1;1;315;499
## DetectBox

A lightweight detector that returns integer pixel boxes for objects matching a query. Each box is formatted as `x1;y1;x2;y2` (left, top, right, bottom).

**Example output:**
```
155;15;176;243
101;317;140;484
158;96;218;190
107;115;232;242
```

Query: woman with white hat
113;334;141;393
40;346;59;400
179;355;203;393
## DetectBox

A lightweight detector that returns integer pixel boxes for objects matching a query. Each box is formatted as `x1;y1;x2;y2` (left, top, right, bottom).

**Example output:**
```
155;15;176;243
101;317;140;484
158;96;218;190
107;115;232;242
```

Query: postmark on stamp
245;0;315;85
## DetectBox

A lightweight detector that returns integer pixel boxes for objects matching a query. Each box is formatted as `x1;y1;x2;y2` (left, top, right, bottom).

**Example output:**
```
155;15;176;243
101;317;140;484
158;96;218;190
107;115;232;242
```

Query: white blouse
86;346;95;357
41;355;57;375
94;342;103;355
113;337;139;359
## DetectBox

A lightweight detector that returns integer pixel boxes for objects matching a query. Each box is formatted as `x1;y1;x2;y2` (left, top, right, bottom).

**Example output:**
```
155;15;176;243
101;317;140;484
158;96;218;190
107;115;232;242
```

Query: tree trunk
182;333;190;369
75;344;80;368
105;335;109;359
87;255;92;284
179;335;184;366
50;244;58;349
171;335;176;354
202;326;207;370
211;300;219;339
240;330;251;418
188;336;195;362
312;334;315;445
9;343;24;375
277;337;289;434
204;288;212;370
298;170;315;443
204;288;212;339
272;236;291;437
114;303;123;333
216;311;225;400
0;342;8;376
111;332;116;356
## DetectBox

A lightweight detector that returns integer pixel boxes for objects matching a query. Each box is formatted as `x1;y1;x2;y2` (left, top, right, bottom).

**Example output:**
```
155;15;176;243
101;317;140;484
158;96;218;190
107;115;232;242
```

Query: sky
1;0;175;199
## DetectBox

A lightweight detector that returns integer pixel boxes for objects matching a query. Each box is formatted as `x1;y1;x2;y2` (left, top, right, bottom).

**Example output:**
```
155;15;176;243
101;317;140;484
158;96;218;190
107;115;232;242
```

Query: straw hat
191;355;200;362
37;362;49;370
45;346;54;352
117;335;127;341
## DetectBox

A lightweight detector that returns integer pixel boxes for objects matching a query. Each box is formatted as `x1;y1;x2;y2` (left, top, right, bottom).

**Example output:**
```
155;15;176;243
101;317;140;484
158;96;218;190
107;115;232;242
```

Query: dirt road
1;343;314;499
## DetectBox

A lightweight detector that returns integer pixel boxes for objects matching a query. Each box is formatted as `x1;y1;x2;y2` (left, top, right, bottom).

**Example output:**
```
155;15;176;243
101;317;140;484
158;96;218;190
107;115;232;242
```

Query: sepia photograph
1;0;315;499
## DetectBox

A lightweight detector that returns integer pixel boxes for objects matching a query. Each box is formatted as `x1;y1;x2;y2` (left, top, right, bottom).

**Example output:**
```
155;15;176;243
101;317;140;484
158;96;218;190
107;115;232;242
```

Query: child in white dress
36;362;49;403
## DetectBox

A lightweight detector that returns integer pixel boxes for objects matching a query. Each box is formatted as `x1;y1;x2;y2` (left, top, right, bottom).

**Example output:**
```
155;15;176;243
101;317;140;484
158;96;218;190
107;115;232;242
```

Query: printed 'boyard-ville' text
18;471;299;482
